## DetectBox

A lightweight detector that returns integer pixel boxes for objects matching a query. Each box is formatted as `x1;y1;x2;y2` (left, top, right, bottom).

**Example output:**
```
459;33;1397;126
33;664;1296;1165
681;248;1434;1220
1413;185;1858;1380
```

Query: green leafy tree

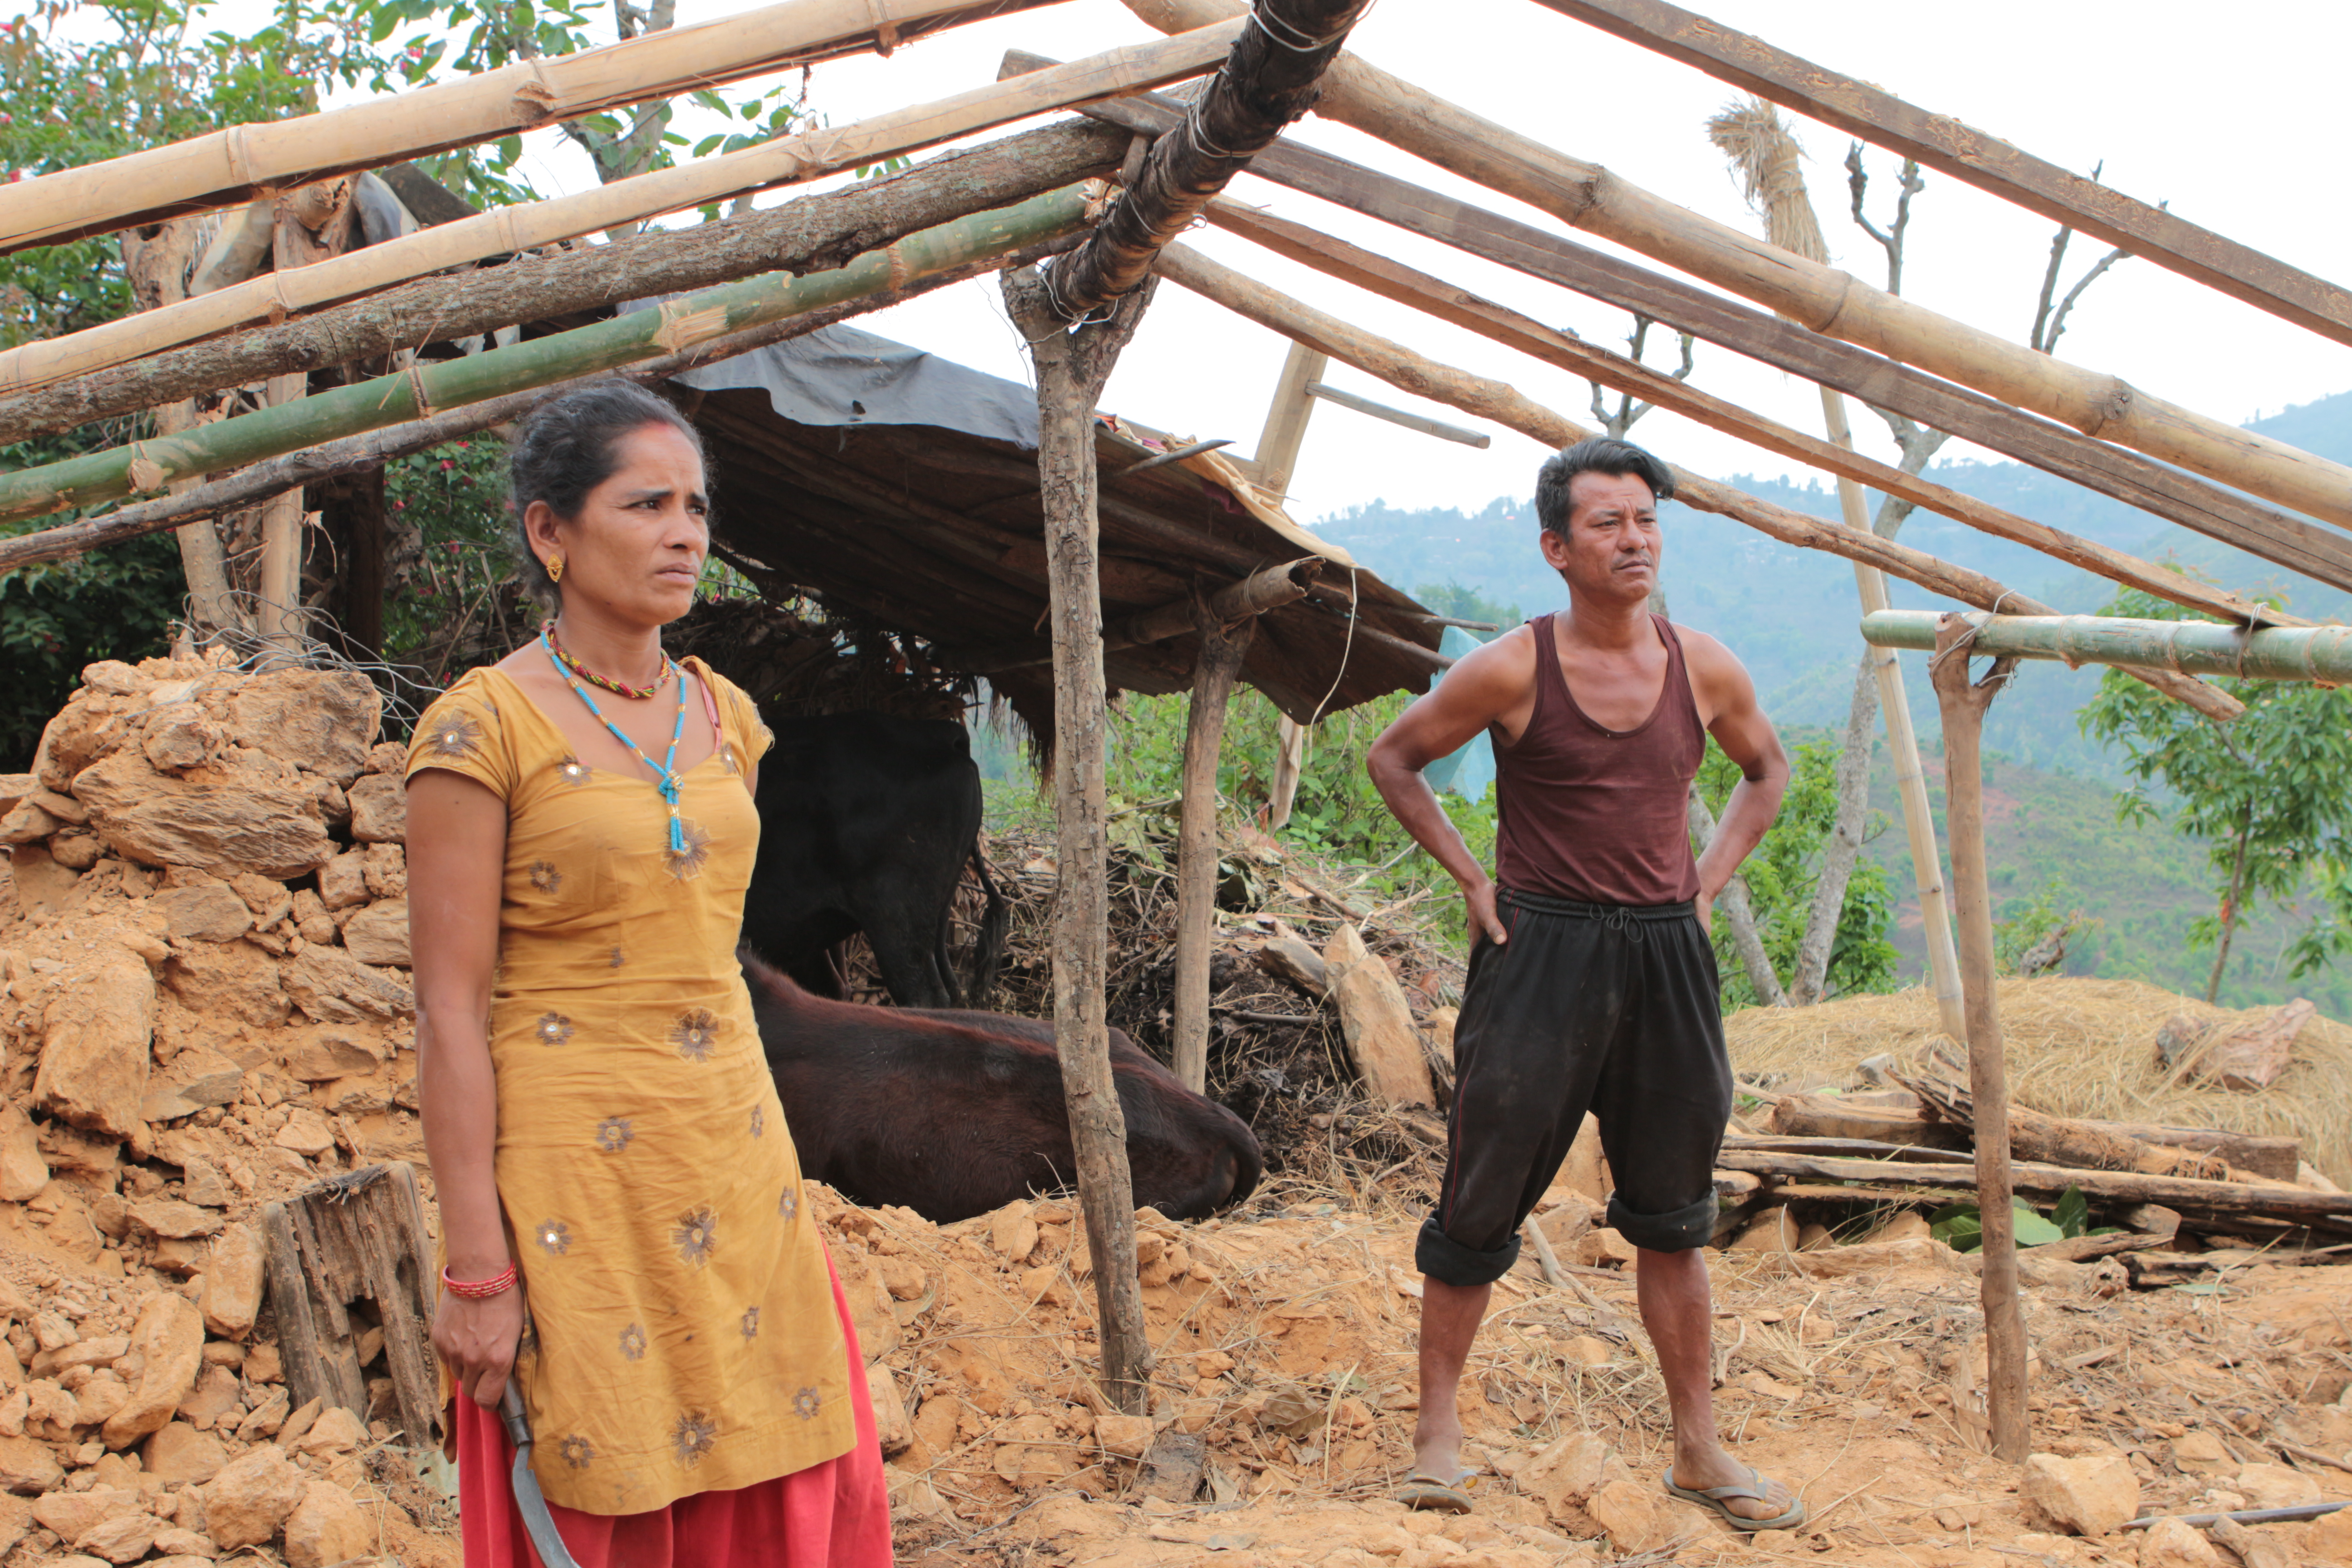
1698;734;1899;1008
2079;582;2352;1000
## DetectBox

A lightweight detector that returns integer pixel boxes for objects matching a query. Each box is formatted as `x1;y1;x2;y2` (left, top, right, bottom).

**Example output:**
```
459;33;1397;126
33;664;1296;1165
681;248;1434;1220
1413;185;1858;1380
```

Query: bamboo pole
254;372;309;660
0;219;1085;577
954;556;1321;671
1173;595;1255;1093
1710;100;1965;1035
1865;610;2352;684
1039;78;2352;594
1048;0;1374;314
0;186;1098;527
1002;264;1155;1415
0;30;1233;408
1927;613;2029;1464
1306;382;1490;447
1201;199;2309;628
0;0;1069;253
1153;241;2244;722
1118;0;2352;533
1534;0;2352;351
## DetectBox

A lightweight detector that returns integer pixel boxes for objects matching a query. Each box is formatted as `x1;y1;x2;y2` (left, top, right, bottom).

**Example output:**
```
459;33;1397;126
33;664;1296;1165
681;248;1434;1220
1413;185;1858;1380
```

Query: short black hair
1534;436;1674;534
507;379;709;608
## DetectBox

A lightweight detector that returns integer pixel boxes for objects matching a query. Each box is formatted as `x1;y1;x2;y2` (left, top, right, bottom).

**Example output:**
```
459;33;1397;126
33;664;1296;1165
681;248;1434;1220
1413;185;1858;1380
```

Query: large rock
317;850;369;910
141;703;223;773
2139;1515;2225;1568
162;941;289;1028
2021;1451;2139;1537
0;1432;64;1493
346;773;406;843
340;899;410;967
228;670;380;786
151;883;253;942
0;1104;49;1201
2233;1461;2322;1509
2309;1506;2352;1563
142;1421;230;1484
73;750;335;880
867;1363;911;1456
1519;1431;1622;1522
282;1029;382;1082
127;1199;224;1240
201;1223;269;1340
1588;1478;1675;1554
74;1507;161;1565
283;945;413;1023
282;1478;373;1567
140;1045;245;1124
202;1444;308;1549
33;941;156;1140
102;1291;205;1449
10;842;80;919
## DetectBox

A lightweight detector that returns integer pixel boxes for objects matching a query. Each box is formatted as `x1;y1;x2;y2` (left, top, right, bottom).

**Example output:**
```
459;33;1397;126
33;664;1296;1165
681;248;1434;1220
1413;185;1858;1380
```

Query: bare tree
1587;313;1696;439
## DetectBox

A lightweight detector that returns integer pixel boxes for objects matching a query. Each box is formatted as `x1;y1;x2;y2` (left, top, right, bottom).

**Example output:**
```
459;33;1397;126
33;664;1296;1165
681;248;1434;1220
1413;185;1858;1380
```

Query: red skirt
455;1254;893;1568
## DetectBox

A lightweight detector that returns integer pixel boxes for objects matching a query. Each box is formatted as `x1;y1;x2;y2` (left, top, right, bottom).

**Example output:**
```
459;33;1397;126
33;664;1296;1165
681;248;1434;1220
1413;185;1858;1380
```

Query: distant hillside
1316;388;2352;780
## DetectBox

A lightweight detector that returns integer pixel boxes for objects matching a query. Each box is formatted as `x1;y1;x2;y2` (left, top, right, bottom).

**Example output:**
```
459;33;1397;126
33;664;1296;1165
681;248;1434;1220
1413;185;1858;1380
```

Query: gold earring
547;555;564;584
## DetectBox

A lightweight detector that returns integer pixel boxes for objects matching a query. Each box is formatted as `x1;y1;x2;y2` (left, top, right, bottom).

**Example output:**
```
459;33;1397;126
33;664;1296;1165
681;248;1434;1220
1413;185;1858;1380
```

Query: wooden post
255;372;310;660
1267;715;1305;830
1002;263;1157;1415
1249;340;1325;496
1926;613;2029;1463
259;1162;441;1446
1171;591;1255;1093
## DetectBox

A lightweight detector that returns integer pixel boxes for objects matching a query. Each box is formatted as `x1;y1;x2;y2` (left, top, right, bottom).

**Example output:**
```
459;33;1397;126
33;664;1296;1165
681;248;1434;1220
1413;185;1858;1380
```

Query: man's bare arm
1367;631;1534;945
1681;632;1788;925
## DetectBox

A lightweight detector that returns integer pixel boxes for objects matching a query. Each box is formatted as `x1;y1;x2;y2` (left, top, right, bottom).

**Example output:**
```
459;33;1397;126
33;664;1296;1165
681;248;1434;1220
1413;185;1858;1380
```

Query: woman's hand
434;1282;526;1408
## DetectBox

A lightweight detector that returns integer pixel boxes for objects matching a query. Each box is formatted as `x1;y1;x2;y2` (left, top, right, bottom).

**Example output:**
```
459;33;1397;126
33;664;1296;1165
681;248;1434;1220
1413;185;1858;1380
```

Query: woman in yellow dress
406;382;891;1565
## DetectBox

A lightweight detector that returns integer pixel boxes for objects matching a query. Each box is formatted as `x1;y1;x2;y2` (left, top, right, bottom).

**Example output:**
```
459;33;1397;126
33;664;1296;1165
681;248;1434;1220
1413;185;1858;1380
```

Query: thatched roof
669;323;1446;738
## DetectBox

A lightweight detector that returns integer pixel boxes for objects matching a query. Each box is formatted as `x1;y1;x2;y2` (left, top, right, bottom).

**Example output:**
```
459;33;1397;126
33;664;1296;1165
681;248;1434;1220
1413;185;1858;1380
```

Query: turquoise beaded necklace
540;628;690;854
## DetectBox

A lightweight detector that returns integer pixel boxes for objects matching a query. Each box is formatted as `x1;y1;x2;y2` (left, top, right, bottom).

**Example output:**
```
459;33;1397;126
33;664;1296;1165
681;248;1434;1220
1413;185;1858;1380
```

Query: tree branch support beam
1172;593;1256;1092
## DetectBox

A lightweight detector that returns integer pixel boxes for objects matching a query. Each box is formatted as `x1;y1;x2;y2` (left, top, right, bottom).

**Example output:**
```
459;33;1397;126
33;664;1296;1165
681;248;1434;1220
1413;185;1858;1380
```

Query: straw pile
1725;977;2352;1187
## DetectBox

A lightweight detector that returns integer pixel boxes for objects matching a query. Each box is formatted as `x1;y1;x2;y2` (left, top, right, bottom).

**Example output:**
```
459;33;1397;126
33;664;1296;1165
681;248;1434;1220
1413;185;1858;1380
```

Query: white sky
297;0;2352;519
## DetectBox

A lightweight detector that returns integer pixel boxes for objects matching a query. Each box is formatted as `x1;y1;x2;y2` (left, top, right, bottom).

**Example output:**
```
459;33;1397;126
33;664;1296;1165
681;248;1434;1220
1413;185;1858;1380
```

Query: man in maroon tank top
1369;438;1795;1527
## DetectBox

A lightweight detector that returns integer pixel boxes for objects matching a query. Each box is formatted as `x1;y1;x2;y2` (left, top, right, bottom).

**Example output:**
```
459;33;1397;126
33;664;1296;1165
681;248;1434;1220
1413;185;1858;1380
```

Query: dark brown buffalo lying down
742;950;1263;1224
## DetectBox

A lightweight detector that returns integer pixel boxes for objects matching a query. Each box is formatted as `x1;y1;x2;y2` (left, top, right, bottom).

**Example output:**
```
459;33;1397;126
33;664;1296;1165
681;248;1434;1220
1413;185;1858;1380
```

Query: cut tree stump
260;1161;437;1446
1321;923;1434;1108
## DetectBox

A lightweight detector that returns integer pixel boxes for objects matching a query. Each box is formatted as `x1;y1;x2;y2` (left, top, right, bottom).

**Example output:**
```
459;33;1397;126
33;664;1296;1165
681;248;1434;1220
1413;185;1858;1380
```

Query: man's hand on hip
1466;877;1509;947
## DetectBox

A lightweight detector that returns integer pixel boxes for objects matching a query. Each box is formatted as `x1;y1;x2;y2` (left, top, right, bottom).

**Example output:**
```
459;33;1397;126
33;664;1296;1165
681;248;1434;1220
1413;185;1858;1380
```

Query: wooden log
1245;340;1326;497
949;556;1321;673
1321;923;1435;1108
1305;381;1489;447
1171;592;1254;1093
255;372;310;659
0;0;1069;253
258;1162;439;1446
1928;612;2028;1463
1865;612;2352;685
1048;0;1373;314
0;186;1099;527
0;118;1128;444
1115;0;2352;533
1764;1095;1965;1151
0;30;1234;409
2082;1122;2301;1184
1002;263;1156;1416
1152;240;2244;722
1202;196;2310;628
1531;0;2352;351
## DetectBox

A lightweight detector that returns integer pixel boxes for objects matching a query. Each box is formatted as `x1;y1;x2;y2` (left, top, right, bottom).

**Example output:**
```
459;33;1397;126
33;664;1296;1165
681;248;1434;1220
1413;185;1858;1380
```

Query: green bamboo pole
0;185;1094;527
1863;609;2352;684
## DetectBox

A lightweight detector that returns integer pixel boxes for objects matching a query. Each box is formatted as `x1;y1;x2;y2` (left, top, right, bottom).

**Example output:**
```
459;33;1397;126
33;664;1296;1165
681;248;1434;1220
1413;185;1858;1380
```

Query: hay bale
1725;977;2352;1188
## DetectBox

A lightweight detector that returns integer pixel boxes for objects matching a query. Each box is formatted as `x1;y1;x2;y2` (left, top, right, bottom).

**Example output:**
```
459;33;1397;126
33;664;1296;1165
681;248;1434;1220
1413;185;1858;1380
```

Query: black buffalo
741;711;1006;1009
744;951;1263;1224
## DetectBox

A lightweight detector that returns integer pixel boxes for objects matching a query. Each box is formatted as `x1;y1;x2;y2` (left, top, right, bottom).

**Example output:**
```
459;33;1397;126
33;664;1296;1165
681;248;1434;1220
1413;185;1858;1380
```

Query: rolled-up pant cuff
1415;1212;1522;1287
1607;1189;1717;1252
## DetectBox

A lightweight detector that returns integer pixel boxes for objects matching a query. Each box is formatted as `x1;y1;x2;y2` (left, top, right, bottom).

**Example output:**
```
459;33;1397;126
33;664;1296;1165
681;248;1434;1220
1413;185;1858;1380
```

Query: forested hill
1313;389;2352;779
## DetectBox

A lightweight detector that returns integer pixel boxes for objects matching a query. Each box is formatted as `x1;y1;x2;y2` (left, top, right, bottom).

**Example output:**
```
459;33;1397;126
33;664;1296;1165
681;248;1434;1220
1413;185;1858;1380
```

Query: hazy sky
403;0;2352;522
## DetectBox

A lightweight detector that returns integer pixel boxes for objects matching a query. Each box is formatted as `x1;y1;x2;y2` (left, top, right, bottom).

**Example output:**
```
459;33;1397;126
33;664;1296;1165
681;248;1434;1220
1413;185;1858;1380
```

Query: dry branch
0;29;1237;405
1533;0;2352;349
1119;0;2352;532
1046;0;1373;314
1153;241;2242;721
0;0;1068;252
0;119;1129;445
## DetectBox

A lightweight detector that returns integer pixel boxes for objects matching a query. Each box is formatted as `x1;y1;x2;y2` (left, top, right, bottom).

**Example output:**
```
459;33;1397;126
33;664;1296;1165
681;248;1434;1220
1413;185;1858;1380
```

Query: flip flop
1395;1466;1477;1514
1663;1465;1807;1533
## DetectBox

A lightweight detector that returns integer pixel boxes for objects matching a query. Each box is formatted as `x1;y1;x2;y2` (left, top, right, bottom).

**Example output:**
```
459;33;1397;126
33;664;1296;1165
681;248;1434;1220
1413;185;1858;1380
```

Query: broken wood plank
1764;1094;1965;1151
259;1161;438;1446
1321;923;1434;1108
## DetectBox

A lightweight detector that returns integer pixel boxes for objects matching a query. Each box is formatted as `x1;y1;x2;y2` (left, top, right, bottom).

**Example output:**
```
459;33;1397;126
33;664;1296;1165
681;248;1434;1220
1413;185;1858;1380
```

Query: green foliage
380;437;514;670
1697;733;1899;1007
2078;579;2352;997
1411;580;1520;631
1992;873;2101;976
1928;1186;2107;1253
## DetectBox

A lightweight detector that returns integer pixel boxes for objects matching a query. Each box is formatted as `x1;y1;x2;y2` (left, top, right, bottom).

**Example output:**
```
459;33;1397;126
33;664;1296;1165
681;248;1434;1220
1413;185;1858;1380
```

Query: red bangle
443;1263;517;1299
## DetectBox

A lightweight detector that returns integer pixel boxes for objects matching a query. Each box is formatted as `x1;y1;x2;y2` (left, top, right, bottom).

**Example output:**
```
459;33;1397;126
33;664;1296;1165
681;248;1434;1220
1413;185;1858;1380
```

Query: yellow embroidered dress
407;658;853;1516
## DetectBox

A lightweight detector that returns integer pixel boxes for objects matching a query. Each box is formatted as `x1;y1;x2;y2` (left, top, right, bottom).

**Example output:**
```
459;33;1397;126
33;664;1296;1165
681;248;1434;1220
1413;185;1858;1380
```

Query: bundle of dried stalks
1725;977;2352;1186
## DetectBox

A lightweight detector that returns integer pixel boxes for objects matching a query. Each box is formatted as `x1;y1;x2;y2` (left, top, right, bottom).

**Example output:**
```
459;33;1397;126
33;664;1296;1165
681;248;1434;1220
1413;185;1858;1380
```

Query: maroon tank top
1492;612;1706;906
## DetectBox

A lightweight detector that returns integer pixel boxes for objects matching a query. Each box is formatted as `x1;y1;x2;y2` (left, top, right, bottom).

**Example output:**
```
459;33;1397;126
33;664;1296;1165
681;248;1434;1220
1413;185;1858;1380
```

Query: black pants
1417;887;1733;1288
